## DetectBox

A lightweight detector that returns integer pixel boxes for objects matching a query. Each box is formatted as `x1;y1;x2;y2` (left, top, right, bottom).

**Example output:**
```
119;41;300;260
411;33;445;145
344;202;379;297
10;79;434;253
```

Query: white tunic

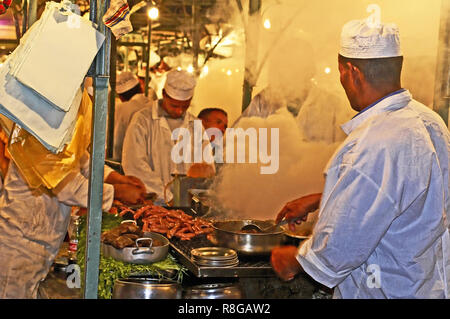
0;155;114;298
121;101;198;201
113;93;153;161
297;90;450;298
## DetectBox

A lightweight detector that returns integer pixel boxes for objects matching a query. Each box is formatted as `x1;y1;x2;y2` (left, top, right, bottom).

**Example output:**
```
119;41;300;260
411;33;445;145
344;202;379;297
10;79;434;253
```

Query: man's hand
113;184;145;205
276;193;322;232
187;163;215;178
271;245;303;281
122;175;146;193
105;171;145;190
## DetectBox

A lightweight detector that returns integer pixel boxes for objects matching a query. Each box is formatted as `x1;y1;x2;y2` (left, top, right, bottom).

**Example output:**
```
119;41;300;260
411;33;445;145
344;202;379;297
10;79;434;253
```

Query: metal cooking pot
112;278;182;299
210;220;286;256
184;283;244;299
102;232;169;264
189;189;214;217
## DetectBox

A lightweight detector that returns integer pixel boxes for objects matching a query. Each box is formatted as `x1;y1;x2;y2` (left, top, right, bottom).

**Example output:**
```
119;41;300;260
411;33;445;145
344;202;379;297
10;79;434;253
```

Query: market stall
0;0;448;301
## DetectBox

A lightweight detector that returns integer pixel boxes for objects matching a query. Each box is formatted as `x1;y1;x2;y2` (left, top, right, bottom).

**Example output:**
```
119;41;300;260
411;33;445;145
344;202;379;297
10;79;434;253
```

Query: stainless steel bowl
210;220;286;256
184;283;244;299
112;278;182;299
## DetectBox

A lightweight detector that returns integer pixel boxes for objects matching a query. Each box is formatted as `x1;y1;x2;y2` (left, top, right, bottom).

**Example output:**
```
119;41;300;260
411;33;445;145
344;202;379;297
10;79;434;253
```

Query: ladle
240;219;289;233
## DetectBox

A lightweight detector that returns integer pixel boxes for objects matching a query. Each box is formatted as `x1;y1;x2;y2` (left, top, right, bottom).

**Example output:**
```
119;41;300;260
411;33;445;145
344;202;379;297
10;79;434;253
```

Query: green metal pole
28;0;37;28
145;20;151;97
84;0;111;299
433;0;450;126
107;36;117;159
192;0;200;76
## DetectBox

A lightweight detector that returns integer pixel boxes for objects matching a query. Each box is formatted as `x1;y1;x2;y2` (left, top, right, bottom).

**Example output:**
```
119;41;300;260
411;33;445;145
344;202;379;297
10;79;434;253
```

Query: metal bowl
184;283;244;299
210;220;286;256
112;278;182;299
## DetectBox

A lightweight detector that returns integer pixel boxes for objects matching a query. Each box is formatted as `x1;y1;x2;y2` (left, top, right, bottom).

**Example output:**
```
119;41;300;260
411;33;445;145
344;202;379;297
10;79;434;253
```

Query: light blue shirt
297;90;450;298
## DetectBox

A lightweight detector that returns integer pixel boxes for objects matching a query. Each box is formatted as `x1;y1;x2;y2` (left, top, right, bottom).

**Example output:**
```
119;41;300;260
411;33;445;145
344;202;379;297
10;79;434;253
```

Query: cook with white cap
121;69;215;204
270;19;450;298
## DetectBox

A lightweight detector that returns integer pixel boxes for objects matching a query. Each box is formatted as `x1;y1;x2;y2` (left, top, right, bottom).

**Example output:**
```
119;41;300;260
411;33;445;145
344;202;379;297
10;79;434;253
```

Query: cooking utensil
191;247;237;260
240;219;290;233
112;278;182;299
184;283;244;299
165;174;212;207
101;232;169;264
211;220;286;255
189;189;214;217
191;247;239;267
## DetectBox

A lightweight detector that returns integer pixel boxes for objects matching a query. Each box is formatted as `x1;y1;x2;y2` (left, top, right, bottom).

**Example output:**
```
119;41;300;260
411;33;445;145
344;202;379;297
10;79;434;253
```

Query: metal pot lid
194;260;240;268
115;278;179;286
191;247;237;260
188;283;239;291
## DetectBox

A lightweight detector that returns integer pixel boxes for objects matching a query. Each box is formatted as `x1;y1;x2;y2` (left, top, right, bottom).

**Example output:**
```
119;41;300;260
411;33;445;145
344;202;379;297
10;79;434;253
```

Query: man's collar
341;89;412;135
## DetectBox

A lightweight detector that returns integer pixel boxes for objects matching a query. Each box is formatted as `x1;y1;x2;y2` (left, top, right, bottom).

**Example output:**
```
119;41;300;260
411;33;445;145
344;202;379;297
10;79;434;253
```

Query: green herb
77;212;186;299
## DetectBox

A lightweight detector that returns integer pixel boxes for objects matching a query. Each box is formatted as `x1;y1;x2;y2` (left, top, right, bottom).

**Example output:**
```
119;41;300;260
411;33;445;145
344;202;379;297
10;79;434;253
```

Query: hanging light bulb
148;7;159;20
263;19;271;29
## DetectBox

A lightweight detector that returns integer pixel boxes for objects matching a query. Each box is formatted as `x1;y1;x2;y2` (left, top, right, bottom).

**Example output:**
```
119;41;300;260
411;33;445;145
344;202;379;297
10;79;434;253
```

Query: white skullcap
138;53;161;77
164;69;196;101
116;71;140;94
339;19;402;59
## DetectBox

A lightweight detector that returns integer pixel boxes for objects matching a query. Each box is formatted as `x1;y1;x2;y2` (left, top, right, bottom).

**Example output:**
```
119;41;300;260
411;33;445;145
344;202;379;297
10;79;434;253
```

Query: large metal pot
112;278;182;299
189;189;214;217
210;220;286;256
184;283;244;299
102;232;169;264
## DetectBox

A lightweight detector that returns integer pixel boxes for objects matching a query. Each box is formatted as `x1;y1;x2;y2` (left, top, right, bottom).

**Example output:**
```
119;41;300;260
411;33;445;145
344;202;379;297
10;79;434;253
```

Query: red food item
130;205;213;240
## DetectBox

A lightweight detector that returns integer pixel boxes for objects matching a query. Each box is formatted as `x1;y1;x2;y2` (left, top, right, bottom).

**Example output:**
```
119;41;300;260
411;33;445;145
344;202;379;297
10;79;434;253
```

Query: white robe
297;90;450;298
113;93;153;161
0;154;114;298
121;101;203;202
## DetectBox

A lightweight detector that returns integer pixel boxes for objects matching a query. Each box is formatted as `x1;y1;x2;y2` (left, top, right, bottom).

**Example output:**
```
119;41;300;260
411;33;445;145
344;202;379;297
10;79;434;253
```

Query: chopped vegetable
77;212;186;299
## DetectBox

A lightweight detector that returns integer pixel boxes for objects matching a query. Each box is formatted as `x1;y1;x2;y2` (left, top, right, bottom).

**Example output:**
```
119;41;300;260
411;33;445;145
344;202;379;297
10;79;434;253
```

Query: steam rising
212;108;340;220
185;0;442;221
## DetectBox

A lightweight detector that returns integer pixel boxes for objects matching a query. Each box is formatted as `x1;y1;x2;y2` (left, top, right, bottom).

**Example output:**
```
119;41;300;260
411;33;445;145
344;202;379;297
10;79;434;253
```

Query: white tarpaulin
0;1;104;153
0;58;82;153
9;1;104;112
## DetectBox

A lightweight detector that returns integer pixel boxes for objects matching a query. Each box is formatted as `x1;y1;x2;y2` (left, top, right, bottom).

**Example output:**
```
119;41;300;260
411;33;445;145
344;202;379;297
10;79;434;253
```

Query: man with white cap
271;19;450;298
113;71;155;161
121;69;214;203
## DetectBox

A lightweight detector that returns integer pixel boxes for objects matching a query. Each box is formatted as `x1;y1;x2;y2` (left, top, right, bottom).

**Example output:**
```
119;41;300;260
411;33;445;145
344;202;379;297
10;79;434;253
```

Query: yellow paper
8;89;93;189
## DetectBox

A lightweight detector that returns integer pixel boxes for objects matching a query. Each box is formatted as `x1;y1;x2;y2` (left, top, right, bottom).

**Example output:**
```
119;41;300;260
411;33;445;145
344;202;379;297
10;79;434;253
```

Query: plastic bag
7;89;93;189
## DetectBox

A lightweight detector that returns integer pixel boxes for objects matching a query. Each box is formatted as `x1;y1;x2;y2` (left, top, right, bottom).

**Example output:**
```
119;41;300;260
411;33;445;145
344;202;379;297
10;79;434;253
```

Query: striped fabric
102;0;133;39
103;2;130;28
